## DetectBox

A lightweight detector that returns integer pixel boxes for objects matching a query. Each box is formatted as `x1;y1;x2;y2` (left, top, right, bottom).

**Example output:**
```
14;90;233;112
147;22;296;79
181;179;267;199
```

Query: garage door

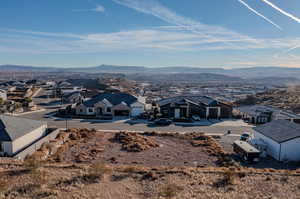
114;110;130;116
131;107;144;116
208;108;218;119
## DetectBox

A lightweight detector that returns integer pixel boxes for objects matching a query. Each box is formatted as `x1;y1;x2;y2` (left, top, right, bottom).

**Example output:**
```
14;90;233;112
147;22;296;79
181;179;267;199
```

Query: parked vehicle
240;133;251;141
154;118;172;126
233;140;260;163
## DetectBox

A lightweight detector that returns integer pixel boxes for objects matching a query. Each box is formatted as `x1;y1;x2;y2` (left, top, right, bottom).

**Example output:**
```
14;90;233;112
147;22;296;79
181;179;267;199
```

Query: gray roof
238;105;273;117
238;105;300;119
234;140;260;153
0;115;46;141
254;120;300;143
83;93;137;107
63;91;81;99
158;96;218;107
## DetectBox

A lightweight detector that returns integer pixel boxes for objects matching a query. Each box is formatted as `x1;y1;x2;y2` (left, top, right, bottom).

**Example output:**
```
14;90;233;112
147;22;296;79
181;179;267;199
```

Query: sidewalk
7;108;46;116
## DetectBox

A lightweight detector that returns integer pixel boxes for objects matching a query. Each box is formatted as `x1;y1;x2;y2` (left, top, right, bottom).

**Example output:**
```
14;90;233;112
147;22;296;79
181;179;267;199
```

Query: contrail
238;0;281;30
261;0;300;24
285;45;300;54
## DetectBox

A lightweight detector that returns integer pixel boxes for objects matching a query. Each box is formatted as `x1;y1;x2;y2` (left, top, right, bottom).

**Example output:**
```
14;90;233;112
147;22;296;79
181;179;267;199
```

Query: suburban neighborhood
1;69;300;198
0;76;300;169
2;0;300;197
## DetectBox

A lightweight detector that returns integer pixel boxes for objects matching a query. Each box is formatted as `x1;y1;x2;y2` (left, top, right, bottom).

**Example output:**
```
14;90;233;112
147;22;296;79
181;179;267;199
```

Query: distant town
1;65;300;198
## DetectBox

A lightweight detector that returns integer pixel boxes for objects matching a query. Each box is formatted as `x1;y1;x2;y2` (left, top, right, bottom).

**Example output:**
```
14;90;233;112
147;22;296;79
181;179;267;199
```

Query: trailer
233;140;260;163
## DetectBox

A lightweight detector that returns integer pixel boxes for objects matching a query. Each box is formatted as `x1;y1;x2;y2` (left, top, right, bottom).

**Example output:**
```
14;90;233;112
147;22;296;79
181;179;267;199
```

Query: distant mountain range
1;64;300;79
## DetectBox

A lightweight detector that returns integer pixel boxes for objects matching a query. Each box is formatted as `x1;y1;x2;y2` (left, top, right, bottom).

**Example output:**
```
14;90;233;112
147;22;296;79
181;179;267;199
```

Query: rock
113;132;159;152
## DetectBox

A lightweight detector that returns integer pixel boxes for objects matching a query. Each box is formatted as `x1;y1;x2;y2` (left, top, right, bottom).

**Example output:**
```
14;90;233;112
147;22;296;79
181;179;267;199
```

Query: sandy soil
61;132;218;167
1;159;300;199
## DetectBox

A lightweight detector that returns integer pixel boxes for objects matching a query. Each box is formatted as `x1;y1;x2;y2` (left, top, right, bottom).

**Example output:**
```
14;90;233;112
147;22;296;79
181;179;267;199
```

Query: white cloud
261;0;300;24
72;4;105;13
238;0;281;30
94;5;105;12
111;0;258;47
1;27;300;54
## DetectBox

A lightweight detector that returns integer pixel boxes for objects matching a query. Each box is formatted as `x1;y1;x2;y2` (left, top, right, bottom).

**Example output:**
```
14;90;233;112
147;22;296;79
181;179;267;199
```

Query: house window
80;109;83;113
88;108;94;113
107;107;111;112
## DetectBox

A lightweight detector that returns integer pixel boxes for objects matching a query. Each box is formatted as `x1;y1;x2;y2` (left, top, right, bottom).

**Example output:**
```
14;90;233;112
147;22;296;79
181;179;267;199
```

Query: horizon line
1;64;300;70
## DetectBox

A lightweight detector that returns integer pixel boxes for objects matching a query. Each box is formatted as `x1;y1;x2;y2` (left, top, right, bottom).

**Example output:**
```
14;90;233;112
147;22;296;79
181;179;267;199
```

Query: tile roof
0;115;46;141
254;120;300;143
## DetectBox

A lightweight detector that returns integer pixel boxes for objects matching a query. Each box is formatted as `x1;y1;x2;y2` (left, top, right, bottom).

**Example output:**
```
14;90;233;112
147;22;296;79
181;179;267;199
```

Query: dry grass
0;161;298;199
113;131;159;152
30;168;48;187
9;129;300;199
24;155;42;170
222;168;237;185
85;162;112;181
158;183;183;199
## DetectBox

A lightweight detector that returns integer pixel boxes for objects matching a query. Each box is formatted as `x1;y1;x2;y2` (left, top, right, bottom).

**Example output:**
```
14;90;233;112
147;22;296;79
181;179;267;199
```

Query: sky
1;0;300;68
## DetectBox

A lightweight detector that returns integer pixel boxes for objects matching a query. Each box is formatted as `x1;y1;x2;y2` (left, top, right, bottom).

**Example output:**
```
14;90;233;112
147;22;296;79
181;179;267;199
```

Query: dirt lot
59;131;219;167
2;129;300;199
1;159;300;199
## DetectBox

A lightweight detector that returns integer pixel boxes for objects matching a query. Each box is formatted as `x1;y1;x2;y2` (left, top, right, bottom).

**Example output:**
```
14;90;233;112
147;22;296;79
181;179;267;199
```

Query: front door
97;107;103;116
175;109;180;118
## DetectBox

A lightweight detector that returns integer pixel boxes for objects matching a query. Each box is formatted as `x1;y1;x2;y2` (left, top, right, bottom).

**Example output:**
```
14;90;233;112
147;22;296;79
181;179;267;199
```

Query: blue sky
1;0;300;68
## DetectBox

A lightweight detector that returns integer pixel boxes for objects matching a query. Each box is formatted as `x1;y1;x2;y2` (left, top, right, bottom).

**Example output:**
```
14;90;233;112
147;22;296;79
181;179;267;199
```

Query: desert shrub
86;162;112;181
158;183;183;199
142;171;158;181
214;168;237;187
281;170;293;183
0;179;7;195
113;132;158;152
30;169;48;187
24;155;42;171
223;168;236;185
123;166;137;173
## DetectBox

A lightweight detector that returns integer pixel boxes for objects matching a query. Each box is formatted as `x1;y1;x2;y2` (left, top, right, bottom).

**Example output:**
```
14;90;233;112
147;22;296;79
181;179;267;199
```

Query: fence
13;128;61;160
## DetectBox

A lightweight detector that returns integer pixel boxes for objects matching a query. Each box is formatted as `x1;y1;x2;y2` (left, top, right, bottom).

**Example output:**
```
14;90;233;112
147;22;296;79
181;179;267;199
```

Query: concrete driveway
18;89;255;135
17;108;254;135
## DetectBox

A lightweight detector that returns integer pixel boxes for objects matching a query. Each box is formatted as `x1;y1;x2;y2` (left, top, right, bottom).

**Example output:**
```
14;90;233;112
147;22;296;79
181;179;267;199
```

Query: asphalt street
16;89;254;135
17;109;253;134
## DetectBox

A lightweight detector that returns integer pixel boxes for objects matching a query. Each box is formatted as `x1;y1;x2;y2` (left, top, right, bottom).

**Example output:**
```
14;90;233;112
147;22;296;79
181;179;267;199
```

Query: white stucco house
253;120;300;162
0;115;47;156
75;93;145;117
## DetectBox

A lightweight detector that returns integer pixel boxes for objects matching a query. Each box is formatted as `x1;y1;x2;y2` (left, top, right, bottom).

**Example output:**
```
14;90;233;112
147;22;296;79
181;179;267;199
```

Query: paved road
17;89;254;134
17;109;254;134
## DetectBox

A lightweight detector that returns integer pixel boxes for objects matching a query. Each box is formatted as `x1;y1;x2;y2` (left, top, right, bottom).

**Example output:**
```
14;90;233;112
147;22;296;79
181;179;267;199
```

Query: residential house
237;105;300;124
0;84;16;92
0;89;7;101
62;91;83;104
75;93;145;117
253;120;300;161
59;86;83;95
157;96;232;119
0;115;47;156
